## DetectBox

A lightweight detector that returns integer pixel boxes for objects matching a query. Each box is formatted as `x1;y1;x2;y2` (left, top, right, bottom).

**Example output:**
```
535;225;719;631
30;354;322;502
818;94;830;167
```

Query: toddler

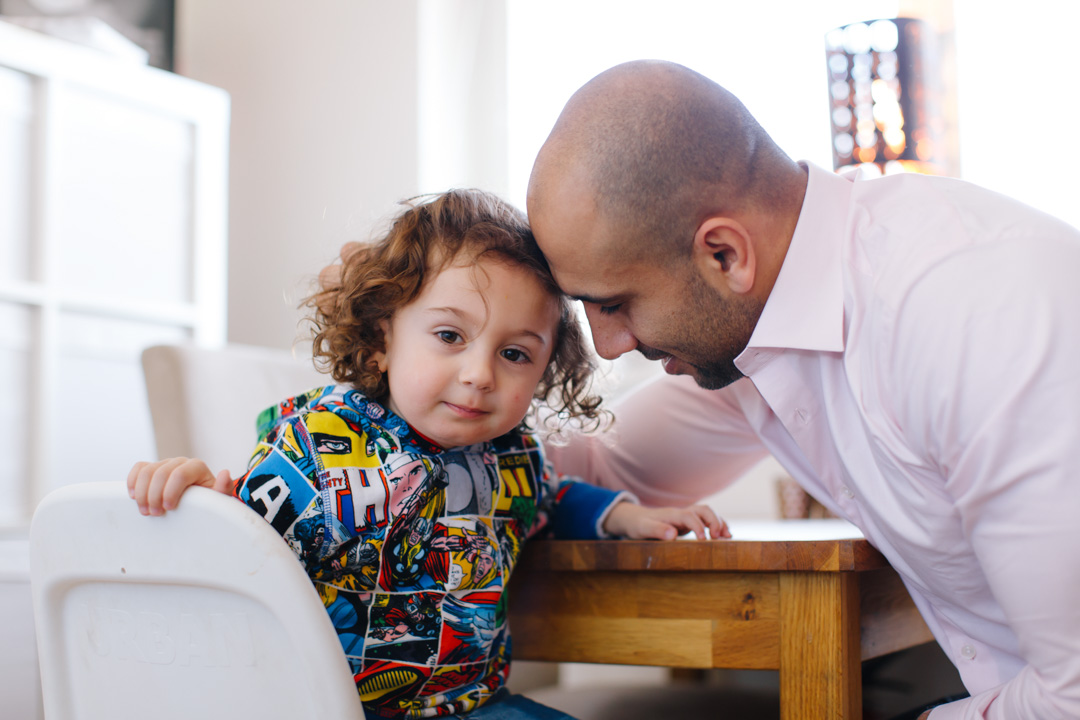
129;189;727;720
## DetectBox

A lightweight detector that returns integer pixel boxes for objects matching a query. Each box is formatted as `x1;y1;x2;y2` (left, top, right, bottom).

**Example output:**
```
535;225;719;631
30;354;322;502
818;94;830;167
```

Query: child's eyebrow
425;306;552;345
424;306;474;321
514;329;551;346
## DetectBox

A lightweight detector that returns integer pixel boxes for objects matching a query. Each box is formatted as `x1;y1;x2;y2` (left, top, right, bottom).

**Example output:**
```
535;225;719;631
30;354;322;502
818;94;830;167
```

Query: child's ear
373;319;391;372
371;350;388;373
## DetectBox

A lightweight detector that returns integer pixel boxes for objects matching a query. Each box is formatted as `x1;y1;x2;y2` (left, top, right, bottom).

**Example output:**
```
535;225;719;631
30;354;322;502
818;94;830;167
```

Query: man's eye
598;303;622;316
501;348;530;363
436;330;461;344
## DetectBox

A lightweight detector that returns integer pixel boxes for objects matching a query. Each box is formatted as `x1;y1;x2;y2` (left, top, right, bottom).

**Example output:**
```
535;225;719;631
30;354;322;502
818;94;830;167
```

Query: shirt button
795;408;809;423
960;644;977;660
840;486;855;500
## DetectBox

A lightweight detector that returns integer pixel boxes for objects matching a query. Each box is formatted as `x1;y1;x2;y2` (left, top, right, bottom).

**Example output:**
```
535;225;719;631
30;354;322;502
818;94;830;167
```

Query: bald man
529;60;1080;720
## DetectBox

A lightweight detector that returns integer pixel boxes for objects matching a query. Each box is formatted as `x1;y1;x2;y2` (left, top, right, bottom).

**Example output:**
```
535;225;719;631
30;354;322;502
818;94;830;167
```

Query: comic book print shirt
231;385;628;719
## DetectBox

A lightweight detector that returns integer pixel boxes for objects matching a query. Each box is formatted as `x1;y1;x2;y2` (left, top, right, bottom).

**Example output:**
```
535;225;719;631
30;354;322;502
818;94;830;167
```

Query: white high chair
30;481;365;720
140;343;328;477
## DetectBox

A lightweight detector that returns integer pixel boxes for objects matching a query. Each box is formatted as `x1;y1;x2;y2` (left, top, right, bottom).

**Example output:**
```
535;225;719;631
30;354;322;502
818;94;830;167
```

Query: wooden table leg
779;572;862;720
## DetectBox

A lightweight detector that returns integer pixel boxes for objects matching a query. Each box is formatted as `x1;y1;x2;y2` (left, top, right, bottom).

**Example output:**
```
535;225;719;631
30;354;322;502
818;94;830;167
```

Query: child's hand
127;458;234;516
602;501;731;541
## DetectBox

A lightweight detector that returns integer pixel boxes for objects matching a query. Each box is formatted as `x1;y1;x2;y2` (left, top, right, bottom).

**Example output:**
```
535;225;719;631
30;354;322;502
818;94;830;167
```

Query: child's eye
598;303;622;316
500;348;530;363
436;330;462;344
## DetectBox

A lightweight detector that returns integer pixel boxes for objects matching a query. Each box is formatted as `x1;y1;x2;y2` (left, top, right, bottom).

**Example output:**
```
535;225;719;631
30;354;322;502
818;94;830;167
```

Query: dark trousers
888;693;970;720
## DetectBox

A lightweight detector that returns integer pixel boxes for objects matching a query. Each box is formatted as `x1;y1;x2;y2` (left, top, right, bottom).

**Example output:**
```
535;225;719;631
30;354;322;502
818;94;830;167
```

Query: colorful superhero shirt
231;385;630;718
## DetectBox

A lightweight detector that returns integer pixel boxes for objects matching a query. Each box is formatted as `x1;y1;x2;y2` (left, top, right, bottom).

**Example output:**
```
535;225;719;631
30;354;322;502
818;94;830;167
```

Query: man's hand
127;457;233;516
602;501;731;540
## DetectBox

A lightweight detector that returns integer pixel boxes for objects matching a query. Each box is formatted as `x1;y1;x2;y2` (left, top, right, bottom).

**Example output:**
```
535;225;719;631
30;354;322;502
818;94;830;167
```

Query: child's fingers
634;517;678;541
127;461;149;496
130;458;184;515
145;457;191;515
159;459;216;511
676;508;709;541
692;505;731;540
214;468;234;495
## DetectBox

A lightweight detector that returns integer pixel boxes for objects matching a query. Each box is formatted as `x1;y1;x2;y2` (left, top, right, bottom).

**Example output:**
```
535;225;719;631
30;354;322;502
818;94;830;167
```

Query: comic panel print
319;584;371;659
324;465;392;536
378;455;450;591
414;663;493;716
493;449;542;529
314;532;385;592
268;418;318;481
366;592;444;666
492;518;523;580
384;453;448;522
379;517;453;592
303;410;380;470
440;448;499;517
439;517;502;592
235;448;318;539
355;658;432;710
437;590;501;666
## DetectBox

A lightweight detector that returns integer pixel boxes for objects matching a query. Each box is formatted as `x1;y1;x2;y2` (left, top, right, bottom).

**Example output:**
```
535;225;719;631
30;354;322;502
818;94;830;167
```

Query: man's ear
692;217;755;295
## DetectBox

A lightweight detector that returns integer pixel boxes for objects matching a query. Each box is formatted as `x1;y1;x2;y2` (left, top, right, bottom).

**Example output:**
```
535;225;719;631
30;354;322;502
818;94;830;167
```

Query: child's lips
445;402;489;418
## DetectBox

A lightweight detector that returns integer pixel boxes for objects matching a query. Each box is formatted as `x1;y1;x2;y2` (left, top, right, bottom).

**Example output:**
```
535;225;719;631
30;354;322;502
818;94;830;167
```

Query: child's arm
601;500;731;541
127;458;234;516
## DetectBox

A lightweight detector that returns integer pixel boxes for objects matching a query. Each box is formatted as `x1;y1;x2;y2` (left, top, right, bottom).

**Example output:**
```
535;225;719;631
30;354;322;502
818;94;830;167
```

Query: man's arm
544;373;769;505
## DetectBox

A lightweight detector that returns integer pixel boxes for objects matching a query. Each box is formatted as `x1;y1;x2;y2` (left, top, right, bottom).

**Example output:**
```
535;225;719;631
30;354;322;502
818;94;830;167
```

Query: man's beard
652;268;761;391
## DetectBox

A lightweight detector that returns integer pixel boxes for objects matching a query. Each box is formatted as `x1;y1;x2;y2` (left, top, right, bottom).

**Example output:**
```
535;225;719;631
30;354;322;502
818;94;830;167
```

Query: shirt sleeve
543;373;770;506
232;414;327;571
892;236;1080;720
548;475;635;540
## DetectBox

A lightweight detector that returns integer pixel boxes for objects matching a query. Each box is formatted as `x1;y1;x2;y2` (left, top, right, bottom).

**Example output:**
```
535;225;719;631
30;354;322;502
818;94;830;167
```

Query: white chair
30;481;365;720
140;342;328;476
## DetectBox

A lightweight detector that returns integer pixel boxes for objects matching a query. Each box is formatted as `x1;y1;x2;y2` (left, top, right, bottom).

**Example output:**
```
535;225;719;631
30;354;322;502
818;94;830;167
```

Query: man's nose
583;304;637;360
459;351;495;390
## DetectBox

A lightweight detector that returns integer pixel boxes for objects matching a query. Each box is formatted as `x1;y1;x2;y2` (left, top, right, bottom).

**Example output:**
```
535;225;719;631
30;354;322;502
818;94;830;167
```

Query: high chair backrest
140;343;328;476
30;481;365;720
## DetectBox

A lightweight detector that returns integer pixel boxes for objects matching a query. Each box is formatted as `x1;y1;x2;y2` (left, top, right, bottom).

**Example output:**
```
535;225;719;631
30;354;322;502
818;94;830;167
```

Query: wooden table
507;520;934;720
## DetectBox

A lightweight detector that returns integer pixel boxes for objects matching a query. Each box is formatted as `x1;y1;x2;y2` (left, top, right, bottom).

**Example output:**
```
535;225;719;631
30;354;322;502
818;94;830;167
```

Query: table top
521;519;888;573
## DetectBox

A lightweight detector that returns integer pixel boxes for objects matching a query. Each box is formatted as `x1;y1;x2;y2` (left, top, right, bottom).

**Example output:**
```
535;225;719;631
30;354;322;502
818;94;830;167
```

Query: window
0;22;228;527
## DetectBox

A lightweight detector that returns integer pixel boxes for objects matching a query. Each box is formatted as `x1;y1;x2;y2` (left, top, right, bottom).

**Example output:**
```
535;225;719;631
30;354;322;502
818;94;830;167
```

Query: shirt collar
737;161;852;367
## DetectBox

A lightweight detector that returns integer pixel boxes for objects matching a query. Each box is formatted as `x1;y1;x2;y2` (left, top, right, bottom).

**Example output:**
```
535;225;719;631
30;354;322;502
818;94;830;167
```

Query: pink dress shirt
547;162;1080;719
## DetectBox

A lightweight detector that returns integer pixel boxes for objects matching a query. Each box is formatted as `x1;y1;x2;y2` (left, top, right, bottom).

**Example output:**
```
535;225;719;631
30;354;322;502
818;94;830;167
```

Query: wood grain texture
508;570;781;668
779;572;862;720
516;536;888;573
506;533;934;719
859;567;935;659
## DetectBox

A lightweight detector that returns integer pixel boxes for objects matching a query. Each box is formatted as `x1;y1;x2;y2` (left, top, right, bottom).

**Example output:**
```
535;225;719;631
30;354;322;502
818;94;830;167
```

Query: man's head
527;60;807;389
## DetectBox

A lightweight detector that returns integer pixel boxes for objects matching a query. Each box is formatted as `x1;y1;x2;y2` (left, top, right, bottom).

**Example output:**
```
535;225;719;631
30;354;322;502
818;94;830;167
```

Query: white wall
175;0;423;351
417;0;510;196
174;0;1080;355
952;0;1080;230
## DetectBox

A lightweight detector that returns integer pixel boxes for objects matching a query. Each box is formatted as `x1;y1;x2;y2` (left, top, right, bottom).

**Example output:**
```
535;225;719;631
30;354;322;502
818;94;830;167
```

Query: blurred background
3;0;1079;715
4;0;1080;528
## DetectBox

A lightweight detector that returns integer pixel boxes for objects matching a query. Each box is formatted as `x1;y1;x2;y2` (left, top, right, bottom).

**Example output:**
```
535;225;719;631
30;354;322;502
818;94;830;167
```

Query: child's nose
459;353;495;391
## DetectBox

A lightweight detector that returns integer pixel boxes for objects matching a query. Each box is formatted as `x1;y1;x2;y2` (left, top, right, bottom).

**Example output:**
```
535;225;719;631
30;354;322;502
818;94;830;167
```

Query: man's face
529;182;758;390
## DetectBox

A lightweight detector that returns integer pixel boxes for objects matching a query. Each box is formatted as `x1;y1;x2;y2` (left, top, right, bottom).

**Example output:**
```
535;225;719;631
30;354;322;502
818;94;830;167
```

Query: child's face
374;256;559;449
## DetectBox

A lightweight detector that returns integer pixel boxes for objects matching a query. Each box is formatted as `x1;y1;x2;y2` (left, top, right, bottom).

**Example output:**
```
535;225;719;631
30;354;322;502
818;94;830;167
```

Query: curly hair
305;189;605;434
